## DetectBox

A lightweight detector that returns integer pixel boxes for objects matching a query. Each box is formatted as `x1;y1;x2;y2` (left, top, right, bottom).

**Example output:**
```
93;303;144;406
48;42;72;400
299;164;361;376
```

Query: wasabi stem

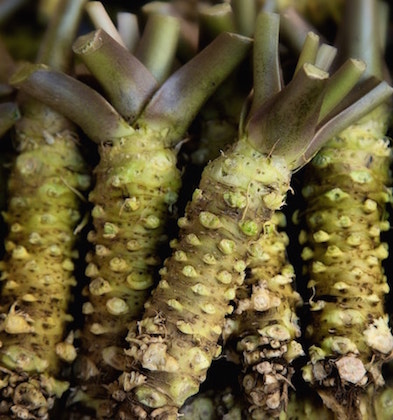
314;44;337;71
219;28;359;419
37;0;62;23
317;58;366;122
220;18;304;417
138;33;252;144
230;0;259;37
249;11;282;116
246;56;384;169
36;0;87;72
140;1;199;61
0;0;89;418
279;6;322;54
198;3;236;48
85;1;126;48
334;0;384;79
109;12;389;420
134;13;180;84
10;64;134;142
116;12;140;52
294;32;320;75
299;1;393;418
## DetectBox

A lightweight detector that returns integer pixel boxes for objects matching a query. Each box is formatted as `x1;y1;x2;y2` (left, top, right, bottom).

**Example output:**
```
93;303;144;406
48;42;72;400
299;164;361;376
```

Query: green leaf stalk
134;13;180;85
139;1;199;62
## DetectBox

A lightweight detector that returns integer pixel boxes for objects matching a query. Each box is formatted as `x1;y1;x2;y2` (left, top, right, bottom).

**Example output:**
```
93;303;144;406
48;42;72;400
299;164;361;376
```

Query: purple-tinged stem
10;64;133;142
334;0;384;80
12;32;252;148
247;63;329;169
279;7;323;54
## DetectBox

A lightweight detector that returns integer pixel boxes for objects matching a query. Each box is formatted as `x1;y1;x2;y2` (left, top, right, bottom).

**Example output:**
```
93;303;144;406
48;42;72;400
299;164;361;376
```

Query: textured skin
223;212;304;419
373;380;393;420
300;105;393;419
179;387;244;420
71;126;182;415
0;98;90;419
111;138;291;419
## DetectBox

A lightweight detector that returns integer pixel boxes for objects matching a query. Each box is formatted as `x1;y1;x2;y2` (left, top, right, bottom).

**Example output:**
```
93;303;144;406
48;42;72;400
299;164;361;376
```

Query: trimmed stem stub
245;9;392;172
246;63;329;170
73;29;158;123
